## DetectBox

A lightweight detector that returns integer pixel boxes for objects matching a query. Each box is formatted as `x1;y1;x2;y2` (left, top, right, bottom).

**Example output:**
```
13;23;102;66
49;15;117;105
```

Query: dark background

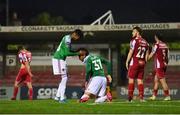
0;0;180;25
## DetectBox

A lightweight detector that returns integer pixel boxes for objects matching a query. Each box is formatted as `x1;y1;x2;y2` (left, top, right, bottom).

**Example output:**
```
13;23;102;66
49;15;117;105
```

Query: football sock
138;84;144;99
56;80;62;98
164;90;169;96
29;88;33;100
12;86;18;99
128;83;134;100
106;86;111;93
95;96;107;103
60;76;68;100
153;89;158;96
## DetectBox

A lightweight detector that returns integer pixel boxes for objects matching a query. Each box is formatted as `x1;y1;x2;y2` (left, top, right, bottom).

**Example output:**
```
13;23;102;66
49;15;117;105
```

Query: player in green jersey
78;48;112;103
52;29;83;103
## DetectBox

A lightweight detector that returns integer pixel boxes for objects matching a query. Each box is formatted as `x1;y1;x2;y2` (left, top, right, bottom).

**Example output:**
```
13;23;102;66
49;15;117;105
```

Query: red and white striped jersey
152;41;169;68
18;50;32;64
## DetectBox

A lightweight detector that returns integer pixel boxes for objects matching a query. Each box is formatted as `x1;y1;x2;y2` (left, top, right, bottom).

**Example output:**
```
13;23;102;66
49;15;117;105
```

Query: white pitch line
87;101;180;108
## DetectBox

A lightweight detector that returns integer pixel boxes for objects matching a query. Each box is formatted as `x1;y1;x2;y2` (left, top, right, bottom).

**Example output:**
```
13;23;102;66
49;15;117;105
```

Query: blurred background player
11;46;33;100
126;26;149;102
78;48;112;103
52;29;83;103
148;33;171;101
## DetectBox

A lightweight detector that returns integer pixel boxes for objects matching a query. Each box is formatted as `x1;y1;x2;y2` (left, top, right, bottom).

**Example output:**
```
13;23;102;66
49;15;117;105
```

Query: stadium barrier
117;87;180;99
20;86;84;100
0;87;20;100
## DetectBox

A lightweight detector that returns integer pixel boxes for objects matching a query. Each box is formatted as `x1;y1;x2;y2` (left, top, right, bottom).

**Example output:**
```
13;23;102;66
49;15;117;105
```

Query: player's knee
137;79;143;84
128;78;134;84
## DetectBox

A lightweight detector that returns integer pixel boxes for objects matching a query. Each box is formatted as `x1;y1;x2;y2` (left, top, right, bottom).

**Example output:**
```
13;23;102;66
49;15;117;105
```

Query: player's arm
85;60;92;82
65;47;80;56
126;40;135;70
166;49;170;64
145;48;149;62
24;61;33;77
100;57;112;83
126;49;133;70
100;57;112;75
148;44;157;60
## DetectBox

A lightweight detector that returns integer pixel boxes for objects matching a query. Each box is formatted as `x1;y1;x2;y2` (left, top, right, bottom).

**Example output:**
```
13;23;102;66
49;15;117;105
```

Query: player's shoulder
89;55;99;60
18;50;25;55
130;38;136;42
64;34;71;39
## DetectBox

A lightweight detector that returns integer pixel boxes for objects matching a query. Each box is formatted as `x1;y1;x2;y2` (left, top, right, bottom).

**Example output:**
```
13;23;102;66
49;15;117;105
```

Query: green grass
0;99;180;114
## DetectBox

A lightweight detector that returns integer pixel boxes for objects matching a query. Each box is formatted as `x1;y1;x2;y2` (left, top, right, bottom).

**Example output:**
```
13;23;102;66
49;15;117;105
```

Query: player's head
71;29;83;40
132;26;143;37
78;48;89;62
17;45;26;51
154;33;163;42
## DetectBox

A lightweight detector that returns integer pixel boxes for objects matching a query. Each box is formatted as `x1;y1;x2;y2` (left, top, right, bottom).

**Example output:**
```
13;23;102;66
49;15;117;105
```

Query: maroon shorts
128;65;145;80
15;68;32;84
155;67;167;79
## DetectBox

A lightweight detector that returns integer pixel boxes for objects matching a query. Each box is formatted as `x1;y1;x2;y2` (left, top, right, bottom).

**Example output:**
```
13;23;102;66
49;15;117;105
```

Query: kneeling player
78;48;112;103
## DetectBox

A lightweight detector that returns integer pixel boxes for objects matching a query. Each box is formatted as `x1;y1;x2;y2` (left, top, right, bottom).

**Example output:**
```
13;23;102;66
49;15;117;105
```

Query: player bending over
52;29;83;103
78;48;112;103
11;46;33;100
148;33;171;101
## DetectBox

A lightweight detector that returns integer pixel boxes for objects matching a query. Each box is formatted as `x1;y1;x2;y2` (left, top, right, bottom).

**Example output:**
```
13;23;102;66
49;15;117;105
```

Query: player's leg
55;77;61;100
157;68;171;100
137;68;145;102
11;69;24;100
127;67;136;102
95;77;109;103
26;82;33;100
159;78;171;100
11;81;20;100
79;78;93;102
52;58;68;102
79;92;91;103
80;77;101;103
59;74;68;102
26;74;33;100
106;77;112;102
149;75;159;100
52;58;61;100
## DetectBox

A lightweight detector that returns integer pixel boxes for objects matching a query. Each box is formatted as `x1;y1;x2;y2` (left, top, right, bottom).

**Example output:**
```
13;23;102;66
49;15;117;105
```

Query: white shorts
86;76;107;97
52;58;67;75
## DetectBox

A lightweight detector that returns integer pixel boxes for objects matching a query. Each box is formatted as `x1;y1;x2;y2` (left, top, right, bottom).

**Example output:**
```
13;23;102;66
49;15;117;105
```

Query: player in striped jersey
11;46;33;100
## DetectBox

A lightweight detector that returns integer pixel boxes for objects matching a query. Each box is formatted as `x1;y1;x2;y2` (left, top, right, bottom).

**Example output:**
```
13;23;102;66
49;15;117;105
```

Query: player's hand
29;73;34;77
126;62;129;70
107;75;112;83
84;82;88;89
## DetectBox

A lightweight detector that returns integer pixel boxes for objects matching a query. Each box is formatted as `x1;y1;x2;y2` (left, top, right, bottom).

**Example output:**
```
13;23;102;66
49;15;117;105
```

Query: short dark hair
73;29;83;39
17;45;25;51
78;48;89;56
155;33;163;40
133;26;143;35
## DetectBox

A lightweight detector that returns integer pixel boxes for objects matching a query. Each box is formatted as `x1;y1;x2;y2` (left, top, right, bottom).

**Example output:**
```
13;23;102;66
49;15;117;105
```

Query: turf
0;99;180;114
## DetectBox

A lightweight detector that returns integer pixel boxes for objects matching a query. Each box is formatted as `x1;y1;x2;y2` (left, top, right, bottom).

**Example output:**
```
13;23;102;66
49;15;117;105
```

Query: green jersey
53;35;79;60
83;55;111;81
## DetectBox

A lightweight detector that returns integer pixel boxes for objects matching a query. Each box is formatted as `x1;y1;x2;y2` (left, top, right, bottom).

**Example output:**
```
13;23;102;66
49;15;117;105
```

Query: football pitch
0;99;180;114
